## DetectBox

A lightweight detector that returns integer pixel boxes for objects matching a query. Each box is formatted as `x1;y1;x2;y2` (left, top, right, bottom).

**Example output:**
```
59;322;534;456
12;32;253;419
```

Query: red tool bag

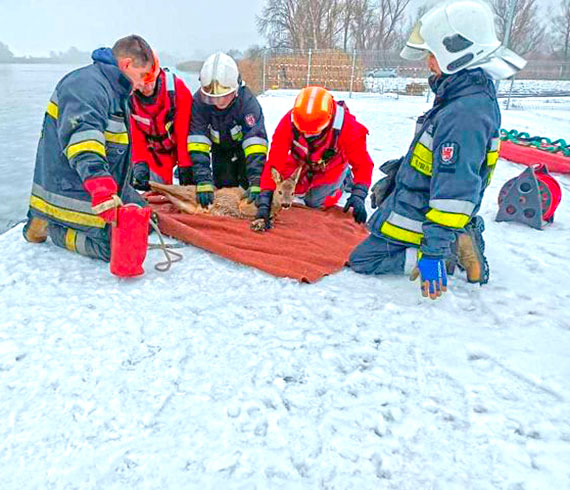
110;204;152;277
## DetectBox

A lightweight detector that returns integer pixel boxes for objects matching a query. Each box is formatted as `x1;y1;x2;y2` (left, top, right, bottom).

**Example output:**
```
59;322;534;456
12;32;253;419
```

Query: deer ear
271;167;282;184
292;165;303;183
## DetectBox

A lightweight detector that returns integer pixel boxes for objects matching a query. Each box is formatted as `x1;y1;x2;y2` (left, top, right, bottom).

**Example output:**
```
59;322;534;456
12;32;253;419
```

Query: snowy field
364;76;570;97
1;88;570;489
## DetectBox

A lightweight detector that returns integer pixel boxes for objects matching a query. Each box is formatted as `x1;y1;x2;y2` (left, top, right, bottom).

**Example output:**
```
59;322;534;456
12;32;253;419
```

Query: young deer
149;166;302;222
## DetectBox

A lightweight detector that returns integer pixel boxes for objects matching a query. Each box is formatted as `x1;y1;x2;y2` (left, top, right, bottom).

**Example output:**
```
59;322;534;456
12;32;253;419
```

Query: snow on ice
1;91;569;489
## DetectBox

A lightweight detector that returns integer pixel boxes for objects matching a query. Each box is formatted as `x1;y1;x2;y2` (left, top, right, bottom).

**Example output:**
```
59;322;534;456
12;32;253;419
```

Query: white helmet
199;52;240;98
401;0;526;78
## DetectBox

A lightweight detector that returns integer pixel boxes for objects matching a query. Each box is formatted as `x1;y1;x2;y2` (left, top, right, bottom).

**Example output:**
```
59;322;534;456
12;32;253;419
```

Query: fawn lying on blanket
149;167;302;223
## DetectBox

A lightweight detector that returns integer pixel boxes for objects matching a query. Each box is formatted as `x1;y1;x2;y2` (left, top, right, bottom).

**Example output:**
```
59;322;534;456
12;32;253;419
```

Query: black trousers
212;146;248;189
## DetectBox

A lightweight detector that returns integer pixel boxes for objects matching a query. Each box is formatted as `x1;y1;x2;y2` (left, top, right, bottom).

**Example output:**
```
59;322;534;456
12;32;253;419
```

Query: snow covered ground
364;76;570;97
1;90;569;489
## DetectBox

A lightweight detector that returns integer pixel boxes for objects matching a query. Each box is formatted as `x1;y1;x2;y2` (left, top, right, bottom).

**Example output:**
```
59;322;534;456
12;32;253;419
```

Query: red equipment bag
110;204;152;277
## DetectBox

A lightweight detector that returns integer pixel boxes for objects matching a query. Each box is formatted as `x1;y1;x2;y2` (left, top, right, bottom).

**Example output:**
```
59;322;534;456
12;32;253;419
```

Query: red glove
83;176;122;224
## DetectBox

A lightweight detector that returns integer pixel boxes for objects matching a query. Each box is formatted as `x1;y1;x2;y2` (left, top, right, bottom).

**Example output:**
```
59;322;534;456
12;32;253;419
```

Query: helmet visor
200;86;237;106
401;21;429;60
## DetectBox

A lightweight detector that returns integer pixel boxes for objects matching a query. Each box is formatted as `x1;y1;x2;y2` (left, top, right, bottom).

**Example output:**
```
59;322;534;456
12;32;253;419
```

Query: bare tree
490;0;545;54
375;0;412;51
350;0;378;50
257;0;344;50
553;0;570;60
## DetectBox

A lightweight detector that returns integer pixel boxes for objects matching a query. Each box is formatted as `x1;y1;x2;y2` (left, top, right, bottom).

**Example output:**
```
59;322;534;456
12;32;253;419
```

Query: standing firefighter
349;0;526;299
254;86;374;231
186;52;268;207
23;36;156;262
129;53;193;189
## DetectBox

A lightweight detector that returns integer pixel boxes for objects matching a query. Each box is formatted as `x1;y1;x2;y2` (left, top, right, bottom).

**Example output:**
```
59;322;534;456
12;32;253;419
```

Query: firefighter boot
455;216;489;285
23;216;48;243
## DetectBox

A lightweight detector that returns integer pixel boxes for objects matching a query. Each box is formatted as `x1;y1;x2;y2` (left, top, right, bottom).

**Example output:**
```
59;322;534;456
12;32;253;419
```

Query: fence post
349;49;356;98
506;77;515;110
262;49;267;93
307;49;312;87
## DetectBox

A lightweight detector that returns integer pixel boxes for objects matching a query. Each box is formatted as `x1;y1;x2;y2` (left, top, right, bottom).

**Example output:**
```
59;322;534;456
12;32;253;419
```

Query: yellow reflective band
188;142;211;153
426;208;470;229
487;150;499;167
197;183;214;192
66;140;106;160
65;229;78;252
30;195;106;229
47;101;59;119
104;131;129;145
249;185;261;193
381;221;423;245
244;144;268;158
410;143;433;176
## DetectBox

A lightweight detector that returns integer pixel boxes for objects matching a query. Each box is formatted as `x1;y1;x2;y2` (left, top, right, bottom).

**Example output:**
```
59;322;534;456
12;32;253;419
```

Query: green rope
500;129;570;157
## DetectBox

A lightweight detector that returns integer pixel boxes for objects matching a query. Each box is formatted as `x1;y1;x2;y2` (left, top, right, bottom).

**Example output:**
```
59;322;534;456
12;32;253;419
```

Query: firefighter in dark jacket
129;53;193;189
23;35;155;262
349;0;526;299
186;52;268;207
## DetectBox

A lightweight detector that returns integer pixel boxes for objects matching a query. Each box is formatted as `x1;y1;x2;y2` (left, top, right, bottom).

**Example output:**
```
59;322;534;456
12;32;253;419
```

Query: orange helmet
291;86;335;135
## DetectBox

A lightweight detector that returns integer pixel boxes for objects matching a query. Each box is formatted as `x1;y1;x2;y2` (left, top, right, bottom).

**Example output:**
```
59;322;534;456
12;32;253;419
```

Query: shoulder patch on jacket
245;113;256;127
440;142;459;165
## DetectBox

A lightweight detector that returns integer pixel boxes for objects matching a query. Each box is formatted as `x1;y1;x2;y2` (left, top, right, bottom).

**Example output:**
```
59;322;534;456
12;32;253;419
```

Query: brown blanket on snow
147;194;369;283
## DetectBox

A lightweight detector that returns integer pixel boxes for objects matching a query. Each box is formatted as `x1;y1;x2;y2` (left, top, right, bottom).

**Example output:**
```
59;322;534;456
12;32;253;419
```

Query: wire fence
237;48;570;99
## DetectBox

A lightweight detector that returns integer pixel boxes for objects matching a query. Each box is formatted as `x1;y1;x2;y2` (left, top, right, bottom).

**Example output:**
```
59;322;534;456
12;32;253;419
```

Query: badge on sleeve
440;142;459;166
245;113;256;127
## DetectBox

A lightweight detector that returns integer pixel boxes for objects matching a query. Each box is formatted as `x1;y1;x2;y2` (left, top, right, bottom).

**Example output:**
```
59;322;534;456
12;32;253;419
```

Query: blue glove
343;183;368;224
418;255;448;299
196;183;214;208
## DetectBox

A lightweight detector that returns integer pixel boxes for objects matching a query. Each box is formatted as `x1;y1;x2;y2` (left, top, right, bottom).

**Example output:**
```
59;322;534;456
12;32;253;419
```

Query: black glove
252;190;273;231
343;183;368;224
371;158;403;209
245;185;261;204
178;166;195;186
132;162;150;191
196;183;214;208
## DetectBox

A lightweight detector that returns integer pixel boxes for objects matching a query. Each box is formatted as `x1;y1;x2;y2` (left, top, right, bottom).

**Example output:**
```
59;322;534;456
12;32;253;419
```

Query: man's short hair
112;35;153;67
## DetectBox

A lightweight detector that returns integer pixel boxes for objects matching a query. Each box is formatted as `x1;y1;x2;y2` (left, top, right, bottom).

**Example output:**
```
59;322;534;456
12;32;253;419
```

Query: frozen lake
0;63;199;234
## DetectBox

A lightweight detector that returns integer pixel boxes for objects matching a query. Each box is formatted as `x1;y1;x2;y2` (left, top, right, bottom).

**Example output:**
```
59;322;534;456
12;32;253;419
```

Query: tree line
256;0;570;60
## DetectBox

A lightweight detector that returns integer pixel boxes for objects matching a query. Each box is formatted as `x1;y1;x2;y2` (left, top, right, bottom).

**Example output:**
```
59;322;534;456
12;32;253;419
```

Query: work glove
245;185;261;204
178;166;195;186
251;190;273;232
132;162;150;191
370;157;402;209
343;183;368;224
411;254;448;300
83;176;122;225
196;183;214;208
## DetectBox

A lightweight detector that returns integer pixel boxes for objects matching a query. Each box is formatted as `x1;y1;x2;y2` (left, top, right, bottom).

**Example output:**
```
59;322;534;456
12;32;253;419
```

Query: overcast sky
0;0;266;59
0;0;554;59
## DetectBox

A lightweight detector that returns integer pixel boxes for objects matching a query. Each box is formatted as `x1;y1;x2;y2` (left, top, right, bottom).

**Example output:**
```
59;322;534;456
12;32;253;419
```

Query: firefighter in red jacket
129;54;193;189
254;86;374;230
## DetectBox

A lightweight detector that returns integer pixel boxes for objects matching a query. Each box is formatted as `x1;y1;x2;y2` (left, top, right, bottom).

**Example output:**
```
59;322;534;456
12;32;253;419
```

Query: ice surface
1;89;569;489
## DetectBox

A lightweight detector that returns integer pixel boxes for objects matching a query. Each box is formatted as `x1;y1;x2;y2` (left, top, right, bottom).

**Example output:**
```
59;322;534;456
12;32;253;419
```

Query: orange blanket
147;194;369;283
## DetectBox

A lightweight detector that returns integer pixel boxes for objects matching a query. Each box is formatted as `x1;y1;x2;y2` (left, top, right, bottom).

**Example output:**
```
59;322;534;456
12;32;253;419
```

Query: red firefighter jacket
130;69;193;184
260;102;374;192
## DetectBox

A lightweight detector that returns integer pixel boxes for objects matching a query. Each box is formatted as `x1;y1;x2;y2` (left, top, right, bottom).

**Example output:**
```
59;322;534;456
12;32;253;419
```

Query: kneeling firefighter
186;52;269;207
129;53;194;189
23;36;154;263
254;86;374;230
349;0;526;299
